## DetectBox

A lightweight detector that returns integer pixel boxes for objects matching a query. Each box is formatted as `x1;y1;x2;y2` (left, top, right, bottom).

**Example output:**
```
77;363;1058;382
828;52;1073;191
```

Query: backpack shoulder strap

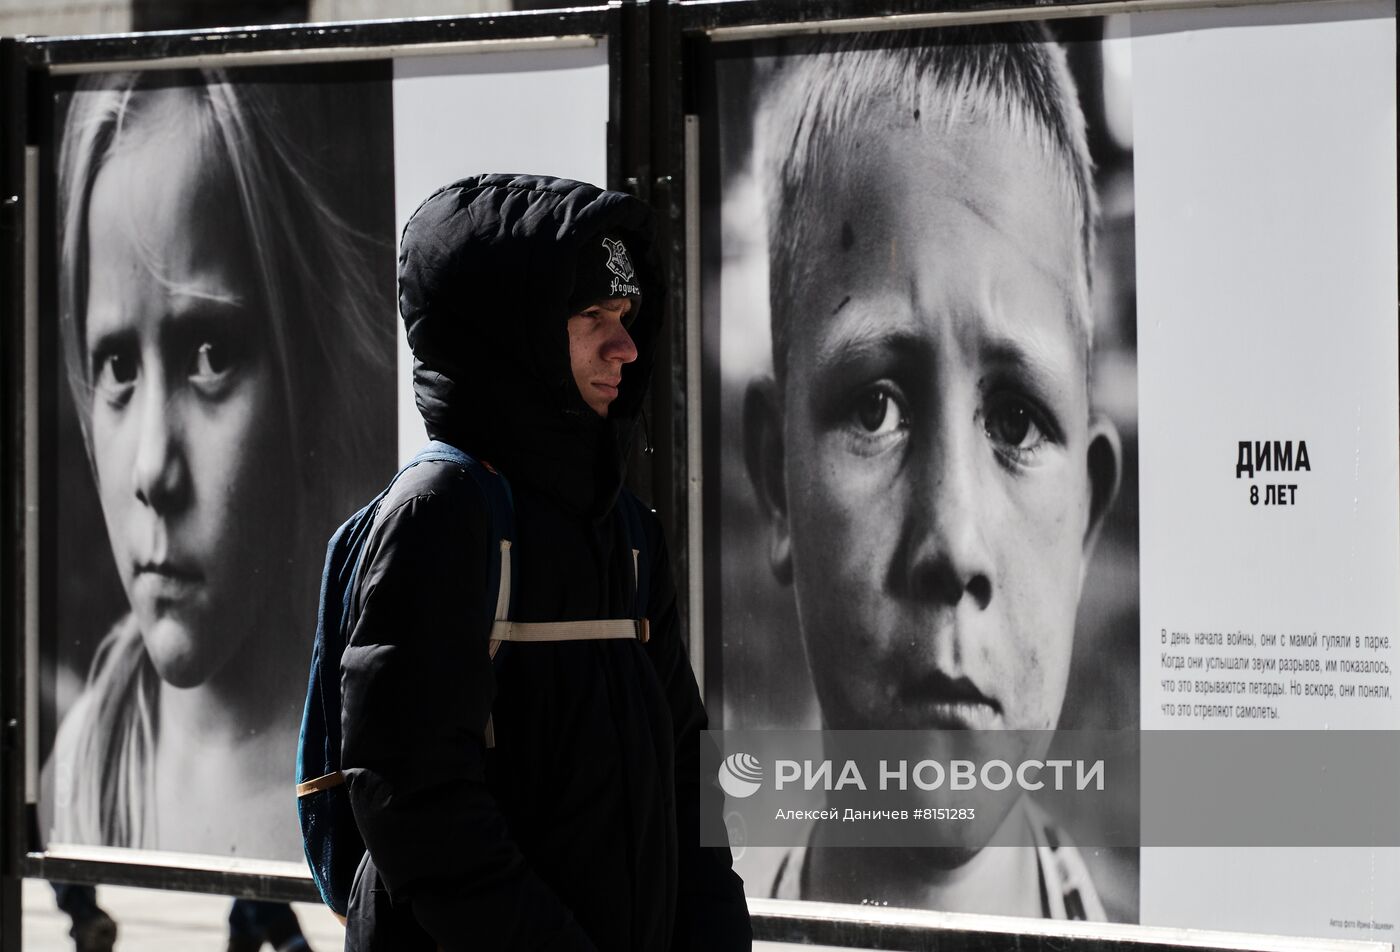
402;443;515;748
408;440;516;626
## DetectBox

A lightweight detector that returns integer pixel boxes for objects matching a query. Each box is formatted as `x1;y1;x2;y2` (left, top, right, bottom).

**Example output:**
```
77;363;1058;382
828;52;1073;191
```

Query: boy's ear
743;376;792;585
1081;413;1123;576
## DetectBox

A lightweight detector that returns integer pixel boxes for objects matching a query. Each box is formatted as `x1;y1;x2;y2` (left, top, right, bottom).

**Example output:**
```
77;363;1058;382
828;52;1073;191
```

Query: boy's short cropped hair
760;24;1099;386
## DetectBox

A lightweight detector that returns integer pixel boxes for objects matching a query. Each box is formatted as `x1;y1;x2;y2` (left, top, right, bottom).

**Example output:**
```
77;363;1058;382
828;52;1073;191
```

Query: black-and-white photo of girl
42;64;397;862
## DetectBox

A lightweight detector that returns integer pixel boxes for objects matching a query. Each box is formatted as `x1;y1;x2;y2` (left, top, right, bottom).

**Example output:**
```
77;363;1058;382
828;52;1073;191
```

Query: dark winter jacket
339;174;751;951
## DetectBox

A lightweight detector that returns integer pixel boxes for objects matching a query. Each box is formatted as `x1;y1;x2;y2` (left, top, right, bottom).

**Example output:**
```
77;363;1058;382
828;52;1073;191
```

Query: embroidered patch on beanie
569;233;642;313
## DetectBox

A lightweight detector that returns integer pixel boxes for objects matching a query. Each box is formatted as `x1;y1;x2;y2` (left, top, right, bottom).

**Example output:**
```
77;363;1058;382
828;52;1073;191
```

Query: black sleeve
640;512;754;952
340;480;598;952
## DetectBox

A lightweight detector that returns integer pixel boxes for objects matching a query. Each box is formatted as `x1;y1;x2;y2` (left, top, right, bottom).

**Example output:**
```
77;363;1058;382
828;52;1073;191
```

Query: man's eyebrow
579;300;630;316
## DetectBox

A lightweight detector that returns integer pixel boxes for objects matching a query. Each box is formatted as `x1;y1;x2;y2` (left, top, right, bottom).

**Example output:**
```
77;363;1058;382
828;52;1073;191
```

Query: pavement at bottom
20;878;346;952
21;877;808;951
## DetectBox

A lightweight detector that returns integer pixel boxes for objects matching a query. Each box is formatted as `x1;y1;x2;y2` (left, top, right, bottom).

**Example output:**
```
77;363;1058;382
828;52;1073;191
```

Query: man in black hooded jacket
339;174;751;951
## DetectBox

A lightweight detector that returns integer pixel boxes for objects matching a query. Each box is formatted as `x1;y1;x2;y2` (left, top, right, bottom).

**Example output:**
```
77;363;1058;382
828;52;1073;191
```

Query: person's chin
138;615;217;688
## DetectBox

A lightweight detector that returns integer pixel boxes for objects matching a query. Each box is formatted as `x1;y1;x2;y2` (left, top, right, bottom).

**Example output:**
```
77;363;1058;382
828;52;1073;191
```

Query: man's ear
1082;413;1123;574
743;376;792;584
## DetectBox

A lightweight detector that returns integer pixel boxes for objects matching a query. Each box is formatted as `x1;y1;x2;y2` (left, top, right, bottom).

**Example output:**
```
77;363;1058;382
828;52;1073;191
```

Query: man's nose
131;380;187;513
901;416;994;611
603;321;638;365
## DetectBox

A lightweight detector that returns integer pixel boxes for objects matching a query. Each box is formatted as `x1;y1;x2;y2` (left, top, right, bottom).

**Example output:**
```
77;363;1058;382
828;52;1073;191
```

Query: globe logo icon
718;752;763;799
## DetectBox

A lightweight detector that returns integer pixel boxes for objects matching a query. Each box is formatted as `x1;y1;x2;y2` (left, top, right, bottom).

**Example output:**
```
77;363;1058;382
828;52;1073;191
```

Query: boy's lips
898;671;1002;729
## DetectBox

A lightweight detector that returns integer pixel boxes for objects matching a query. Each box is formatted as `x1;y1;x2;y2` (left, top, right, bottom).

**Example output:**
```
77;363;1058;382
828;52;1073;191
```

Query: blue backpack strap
314;494;387;777
615;489;650;620
412;441;516;628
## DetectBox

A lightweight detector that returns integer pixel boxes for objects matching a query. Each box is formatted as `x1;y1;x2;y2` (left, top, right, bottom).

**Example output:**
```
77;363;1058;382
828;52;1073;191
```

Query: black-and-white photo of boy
704;20;1140;921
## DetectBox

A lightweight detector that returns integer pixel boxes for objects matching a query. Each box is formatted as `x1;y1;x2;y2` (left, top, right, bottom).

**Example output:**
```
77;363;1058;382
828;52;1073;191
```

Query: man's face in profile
568;296;637;417
747;115;1120;750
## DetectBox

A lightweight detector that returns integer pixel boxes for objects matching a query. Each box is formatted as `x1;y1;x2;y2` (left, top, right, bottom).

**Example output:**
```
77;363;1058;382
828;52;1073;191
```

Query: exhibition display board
685;0;1398;945
1;0;1396;949
1;7;618;903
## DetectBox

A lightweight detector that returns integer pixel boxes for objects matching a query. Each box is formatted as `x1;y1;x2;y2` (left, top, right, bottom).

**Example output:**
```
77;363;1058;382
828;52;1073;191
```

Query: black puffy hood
398;174;660;518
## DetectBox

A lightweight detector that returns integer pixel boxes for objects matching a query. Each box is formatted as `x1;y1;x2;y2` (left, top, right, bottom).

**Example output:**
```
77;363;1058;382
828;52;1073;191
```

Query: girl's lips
133;566;202;602
136;559;201;581
134;559;203;595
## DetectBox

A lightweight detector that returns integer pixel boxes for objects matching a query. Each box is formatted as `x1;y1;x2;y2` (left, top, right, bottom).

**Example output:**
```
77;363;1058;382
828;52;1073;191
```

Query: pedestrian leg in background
227;898;314;952
51;882;117;952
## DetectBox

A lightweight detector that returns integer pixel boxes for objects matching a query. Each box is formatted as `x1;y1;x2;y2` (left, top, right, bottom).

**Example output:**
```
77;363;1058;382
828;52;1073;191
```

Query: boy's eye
983;395;1050;461
854;387;906;436
986;402;1034;445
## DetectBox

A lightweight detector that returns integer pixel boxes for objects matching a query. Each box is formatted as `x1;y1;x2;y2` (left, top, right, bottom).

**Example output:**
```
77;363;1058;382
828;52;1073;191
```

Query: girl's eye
99;352;136;386
190;341;231;384
92;350;137;403
854;387;905;435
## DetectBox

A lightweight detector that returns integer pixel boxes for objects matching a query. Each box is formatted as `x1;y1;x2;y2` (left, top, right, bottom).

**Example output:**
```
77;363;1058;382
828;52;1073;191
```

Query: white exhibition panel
392;44;611;463
1134;0;1398;939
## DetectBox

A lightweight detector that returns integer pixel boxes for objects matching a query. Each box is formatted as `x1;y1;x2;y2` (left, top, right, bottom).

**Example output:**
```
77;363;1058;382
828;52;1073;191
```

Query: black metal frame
16;6;612;71
1;32;30;952
0;1;623;915
674;0;1152;30
2;0;1392;949
745;897;1391;952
